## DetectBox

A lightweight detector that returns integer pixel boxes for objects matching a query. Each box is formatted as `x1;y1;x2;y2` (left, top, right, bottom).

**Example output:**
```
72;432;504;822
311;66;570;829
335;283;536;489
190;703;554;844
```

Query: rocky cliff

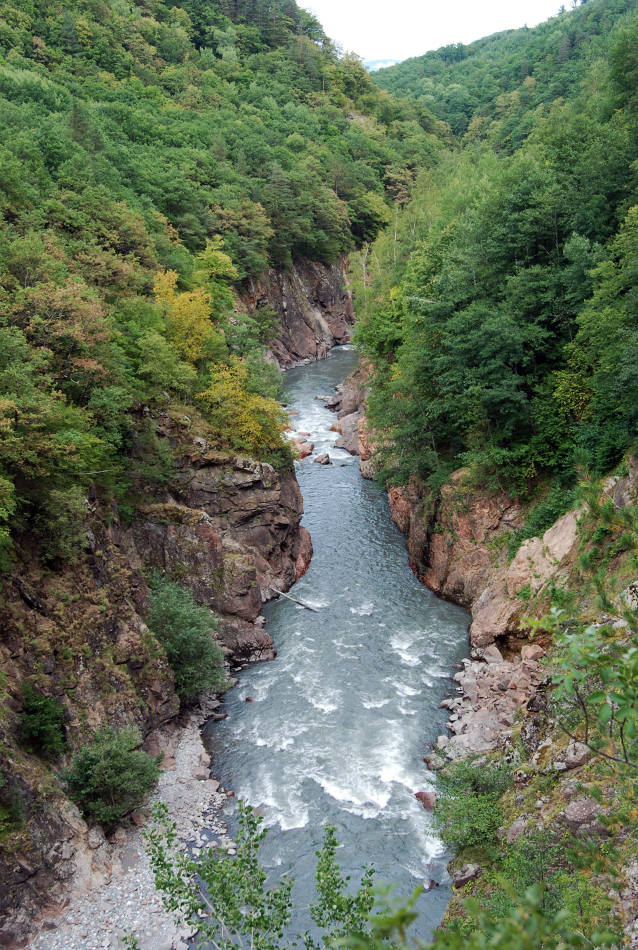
385;467;636;650
420;464;638;942
0;407;311;947
240;258;354;367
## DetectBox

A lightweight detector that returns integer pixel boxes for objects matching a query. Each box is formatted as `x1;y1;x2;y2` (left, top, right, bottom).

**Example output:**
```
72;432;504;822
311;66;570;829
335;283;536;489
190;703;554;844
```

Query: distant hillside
375;0;637;145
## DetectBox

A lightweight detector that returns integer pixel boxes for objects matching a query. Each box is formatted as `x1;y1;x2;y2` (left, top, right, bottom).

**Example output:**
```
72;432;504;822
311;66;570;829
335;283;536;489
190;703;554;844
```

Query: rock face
0;417;309;945
239;257;354;367
386;471;584;648
389;456;637;650
121;417;307;660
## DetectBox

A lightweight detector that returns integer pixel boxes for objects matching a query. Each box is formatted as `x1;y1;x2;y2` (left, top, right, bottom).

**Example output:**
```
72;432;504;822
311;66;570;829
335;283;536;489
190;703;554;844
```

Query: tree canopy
355;0;638;494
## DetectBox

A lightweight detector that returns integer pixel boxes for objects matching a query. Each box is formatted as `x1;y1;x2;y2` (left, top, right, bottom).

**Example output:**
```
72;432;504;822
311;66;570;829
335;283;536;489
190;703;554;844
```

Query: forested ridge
375;0;636;143
0;0;442;569
355;0;638;521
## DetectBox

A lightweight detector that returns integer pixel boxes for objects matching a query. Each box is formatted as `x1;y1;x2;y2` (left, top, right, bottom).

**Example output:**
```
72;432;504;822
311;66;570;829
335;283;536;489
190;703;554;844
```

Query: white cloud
300;0;568;61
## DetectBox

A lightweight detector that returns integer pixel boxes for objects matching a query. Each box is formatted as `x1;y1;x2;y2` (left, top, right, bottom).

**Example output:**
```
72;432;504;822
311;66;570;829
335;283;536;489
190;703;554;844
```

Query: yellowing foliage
197;358;289;464
192;236;238;285
153;270;220;364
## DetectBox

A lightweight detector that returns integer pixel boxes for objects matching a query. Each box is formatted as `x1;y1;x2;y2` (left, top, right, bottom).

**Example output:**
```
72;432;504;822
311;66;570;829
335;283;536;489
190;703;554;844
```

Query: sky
298;0;569;63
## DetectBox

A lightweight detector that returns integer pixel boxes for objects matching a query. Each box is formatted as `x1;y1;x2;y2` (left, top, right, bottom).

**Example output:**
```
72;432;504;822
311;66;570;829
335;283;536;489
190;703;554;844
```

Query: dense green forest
375;0;636;143
354;0;638;515
0;0;441;568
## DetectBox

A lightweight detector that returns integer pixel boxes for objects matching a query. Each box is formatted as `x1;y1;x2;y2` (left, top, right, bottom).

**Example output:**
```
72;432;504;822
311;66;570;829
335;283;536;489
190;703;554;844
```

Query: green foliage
144;797;615;950
64;726;161;830
435;758;512;852
147;574;228;703
18;684;66;759
145;800;294;950
474;830;621;942
425;884;615;950
523;490;638;769
376;0;636;150
0;767;23;837
552;614;638;768
507;483;576;558
0;0;437;562
305;824;375;950
357;3;638;491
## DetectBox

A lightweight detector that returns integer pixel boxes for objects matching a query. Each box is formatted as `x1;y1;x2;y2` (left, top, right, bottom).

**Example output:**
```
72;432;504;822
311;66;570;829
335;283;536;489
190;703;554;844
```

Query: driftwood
268;588;319;612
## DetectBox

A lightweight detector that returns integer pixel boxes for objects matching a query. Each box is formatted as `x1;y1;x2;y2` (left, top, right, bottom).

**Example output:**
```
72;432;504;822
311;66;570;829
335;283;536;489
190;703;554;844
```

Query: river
204;346;469;942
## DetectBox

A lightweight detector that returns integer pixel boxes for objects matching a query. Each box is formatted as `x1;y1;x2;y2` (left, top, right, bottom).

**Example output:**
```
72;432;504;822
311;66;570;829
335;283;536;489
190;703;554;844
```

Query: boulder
561;742;592;771
358;415;376;479
561;796;606;836
295;526;313;580
293;437;314;459
334;412;361;455
452;864;481;888
505;816;528;843
415;791;437;810
314;453;331;465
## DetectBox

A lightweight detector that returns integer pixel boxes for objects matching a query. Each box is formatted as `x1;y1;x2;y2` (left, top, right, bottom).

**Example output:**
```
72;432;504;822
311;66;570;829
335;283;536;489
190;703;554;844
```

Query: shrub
18;684;66;758
435;758;512;853
36;485;89;563
64;726;161;830
437;792;503;852
147;575;228;703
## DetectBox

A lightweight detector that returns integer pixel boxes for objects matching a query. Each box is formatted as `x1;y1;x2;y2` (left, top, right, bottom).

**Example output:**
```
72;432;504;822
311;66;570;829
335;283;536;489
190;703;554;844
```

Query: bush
36;486;89;563
64;726;161;830
435;758;512;853
147;575;228;703
18;684;66;758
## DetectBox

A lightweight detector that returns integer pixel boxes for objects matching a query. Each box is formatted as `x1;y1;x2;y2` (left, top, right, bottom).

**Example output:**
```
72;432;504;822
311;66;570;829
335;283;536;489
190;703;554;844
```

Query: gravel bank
32;703;235;950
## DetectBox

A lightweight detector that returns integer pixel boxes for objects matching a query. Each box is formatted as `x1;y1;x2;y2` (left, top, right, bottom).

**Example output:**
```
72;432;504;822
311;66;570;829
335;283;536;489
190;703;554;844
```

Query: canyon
0;259;352;948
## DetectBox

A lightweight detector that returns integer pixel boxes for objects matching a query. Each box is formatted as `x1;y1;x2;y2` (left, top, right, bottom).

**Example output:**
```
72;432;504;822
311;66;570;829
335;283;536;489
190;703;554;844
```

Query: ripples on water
204;347;469;941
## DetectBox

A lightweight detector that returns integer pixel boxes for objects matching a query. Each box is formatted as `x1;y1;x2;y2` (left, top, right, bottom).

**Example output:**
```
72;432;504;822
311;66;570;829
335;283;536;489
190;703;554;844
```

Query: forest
0;0;442;569
354;0;638;526
0;0;637;946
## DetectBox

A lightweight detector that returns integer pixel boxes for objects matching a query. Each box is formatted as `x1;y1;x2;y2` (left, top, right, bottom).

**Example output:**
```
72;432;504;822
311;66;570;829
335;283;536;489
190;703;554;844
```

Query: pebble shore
32;704;234;950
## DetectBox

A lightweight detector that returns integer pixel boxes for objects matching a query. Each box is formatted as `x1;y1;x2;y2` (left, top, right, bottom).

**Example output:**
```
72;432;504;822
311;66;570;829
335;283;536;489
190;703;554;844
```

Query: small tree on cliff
147;575;228;704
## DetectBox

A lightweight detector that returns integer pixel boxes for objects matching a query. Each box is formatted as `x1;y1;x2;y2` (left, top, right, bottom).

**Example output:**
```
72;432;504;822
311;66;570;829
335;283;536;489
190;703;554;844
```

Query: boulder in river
314;453;331;465
293;437;314;459
415;790;436;810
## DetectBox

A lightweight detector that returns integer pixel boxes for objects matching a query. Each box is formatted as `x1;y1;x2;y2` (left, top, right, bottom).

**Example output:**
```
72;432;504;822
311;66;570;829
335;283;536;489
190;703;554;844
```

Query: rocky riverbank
398;468;638;942
32;698;235;950
0;422;309;945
